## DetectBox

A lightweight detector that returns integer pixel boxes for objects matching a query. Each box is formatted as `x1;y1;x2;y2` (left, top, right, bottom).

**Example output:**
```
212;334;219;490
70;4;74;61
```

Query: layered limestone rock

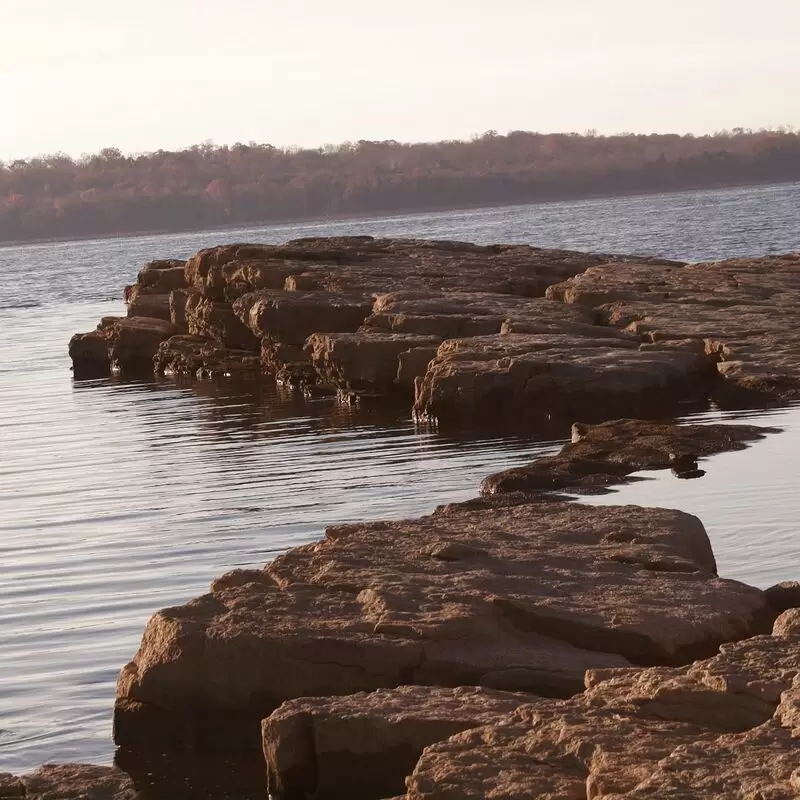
114;501;771;755
262;686;529;800
405;626;800;799
153;335;261;379
481;418;777;496
69;316;178;377
69;239;800;427
62;238;674;394
305;331;441;396
545;252;800;401
412;334;716;425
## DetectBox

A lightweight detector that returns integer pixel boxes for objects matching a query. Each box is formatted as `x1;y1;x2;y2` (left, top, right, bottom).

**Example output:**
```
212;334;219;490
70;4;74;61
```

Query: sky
1;0;798;161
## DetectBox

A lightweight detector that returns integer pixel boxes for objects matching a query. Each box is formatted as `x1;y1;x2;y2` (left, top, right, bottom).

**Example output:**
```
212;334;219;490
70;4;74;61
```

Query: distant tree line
1;128;799;243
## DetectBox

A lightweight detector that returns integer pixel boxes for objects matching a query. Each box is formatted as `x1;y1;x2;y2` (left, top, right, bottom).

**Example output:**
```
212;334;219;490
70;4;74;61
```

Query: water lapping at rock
53;238;800;798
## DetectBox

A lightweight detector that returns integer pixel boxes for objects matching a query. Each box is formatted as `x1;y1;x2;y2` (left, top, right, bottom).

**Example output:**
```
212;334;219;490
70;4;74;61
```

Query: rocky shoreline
8;238;798;798
68;236;800;424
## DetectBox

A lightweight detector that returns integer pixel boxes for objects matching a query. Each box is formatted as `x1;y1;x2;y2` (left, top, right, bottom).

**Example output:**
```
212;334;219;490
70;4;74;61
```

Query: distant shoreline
1;176;797;251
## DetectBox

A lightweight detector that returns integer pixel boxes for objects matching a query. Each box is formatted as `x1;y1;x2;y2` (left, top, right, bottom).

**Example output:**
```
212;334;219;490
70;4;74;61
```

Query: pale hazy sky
1;0;798;160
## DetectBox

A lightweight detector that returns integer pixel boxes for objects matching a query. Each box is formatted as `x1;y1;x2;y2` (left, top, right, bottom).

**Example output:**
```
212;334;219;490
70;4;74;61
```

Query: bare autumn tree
1;129;799;242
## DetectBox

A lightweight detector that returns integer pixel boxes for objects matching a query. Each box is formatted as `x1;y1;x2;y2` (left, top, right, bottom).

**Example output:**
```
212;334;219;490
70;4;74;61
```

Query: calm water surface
1;183;799;773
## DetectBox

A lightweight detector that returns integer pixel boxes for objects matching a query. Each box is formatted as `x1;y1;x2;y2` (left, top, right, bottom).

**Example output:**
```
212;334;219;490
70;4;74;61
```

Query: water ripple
2;186;799;774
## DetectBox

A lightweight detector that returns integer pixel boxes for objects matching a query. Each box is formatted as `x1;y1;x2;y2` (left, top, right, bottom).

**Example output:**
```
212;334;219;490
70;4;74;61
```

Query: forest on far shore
1;128;799;243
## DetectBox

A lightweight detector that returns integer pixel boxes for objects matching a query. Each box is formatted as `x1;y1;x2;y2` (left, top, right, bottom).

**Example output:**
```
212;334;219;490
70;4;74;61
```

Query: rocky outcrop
546;252;800;402
305;332;441;396
62;237;800;798
69;239;800;427
69;316;178;378
153;335;261;379
0;765;137;799
113;499;772;755
776;609;800;637
481;418;778;496
405;625;799;799
412;334;716;426
262;686;529;800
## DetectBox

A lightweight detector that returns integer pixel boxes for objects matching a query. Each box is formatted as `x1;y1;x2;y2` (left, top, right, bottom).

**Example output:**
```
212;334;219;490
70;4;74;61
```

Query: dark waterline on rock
1;184;799;774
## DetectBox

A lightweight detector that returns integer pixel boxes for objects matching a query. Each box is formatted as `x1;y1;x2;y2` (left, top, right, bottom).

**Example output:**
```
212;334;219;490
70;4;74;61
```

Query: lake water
1;182;799;775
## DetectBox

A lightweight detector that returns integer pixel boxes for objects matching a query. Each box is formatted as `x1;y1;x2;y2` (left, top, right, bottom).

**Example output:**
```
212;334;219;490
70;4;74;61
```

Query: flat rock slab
482;418;777;496
412;334;715;426
546;252;800;401
405;630;800;799
262;685;530;800
114;502;769;754
583;631;800;733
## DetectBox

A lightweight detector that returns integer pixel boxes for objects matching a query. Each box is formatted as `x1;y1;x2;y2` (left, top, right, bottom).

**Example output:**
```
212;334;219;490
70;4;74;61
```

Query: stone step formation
69;236;800;425
39;238;800;798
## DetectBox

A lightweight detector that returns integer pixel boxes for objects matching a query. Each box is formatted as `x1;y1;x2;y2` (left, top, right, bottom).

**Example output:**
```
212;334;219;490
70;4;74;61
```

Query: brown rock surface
186;298;260;351
154;335;261;379
168;288;194;328
137;258;186;289
776;609;800;637
0;765;137;799
413;333;715;426
69;316;178;377
405;629;799;800
262;686;529;800
405;700;708;800
114;501;769;754
235;290;374;344
69;327;114;378
546;252;800;401
768;582;800;614
70;237;698;403
260;338;318;385
108;317;179;374
482;418;776;496
305;331;442;395
777;674;800;735
583;631;800;731
595;723;799;799
126;293;172;322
